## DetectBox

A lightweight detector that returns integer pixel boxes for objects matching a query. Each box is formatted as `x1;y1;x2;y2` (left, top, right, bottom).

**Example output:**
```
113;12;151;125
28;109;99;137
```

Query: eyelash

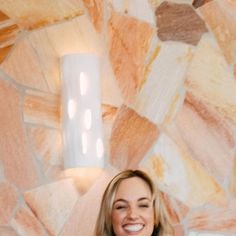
115;204;150;210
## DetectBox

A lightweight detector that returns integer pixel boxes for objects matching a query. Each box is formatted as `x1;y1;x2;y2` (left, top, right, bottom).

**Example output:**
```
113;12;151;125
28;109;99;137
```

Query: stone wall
0;0;236;235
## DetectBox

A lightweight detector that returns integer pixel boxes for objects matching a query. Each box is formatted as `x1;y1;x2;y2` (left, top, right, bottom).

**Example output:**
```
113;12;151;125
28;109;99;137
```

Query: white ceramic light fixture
61;54;104;168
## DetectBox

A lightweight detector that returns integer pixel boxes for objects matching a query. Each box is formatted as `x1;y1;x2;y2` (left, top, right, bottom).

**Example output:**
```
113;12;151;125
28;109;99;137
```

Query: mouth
123;223;144;233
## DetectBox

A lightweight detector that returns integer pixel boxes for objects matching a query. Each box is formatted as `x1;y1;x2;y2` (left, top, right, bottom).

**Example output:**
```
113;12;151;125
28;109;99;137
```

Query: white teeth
124;224;143;232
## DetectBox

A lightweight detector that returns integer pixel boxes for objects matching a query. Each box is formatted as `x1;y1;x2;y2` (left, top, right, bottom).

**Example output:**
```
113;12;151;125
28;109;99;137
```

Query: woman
95;169;173;236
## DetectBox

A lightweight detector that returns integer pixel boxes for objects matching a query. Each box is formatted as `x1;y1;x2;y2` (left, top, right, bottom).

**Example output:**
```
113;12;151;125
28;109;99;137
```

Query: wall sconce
61;53;104;169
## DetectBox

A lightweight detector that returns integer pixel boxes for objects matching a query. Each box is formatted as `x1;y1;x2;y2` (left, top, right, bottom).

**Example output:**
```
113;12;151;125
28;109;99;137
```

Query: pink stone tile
11;207;48;236
23;89;60;129
60;169;118;236
187;206;236;232
156;1;208;45
174;93;235;181
110;104;159;169
0;37;49;91
0;182;18;224
24;178;79;236
109;11;154;104
83;0;104;32
0;79;39;189
200;0;236;64
0;226;18;236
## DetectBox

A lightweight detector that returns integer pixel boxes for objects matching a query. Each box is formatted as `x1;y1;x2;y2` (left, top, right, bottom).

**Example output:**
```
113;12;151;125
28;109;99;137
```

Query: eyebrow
113;197;152;205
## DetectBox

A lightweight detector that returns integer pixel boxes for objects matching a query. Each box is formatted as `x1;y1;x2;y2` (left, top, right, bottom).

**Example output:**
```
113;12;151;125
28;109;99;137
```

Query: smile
123;224;144;232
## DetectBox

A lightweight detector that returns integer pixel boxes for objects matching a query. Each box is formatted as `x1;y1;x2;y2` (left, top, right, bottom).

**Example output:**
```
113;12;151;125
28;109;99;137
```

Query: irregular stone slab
156;1;208;45
83;0;104;32
185;34;236;123
109;11;154;104
133;41;191;125
0;10;20;64
0;37;49;91
0;226;18;236
200;0;236;64
23;89;60;129
0;0;84;30
192;0;213;8
110;104;159;169
0;79;39;189
141;132;227;207
24;178;79;236
175;93;235;181
187;206;236;233
11;207;48;236
0;181;18;225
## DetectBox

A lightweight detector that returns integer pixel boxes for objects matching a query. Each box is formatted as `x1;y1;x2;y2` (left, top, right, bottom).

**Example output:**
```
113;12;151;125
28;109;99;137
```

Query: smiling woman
94;169;173;236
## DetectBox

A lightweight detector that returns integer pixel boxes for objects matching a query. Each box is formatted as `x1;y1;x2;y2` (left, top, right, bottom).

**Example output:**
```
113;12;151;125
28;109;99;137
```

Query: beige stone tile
156;1;208;45
141;132;227;207
83;0;104;32
11;207;48;236
26;126;63;180
187;206;236;232
24;178;79;236
23;89;60;129
0;226;18;236
200;0;236;64
229;156;236;198
0;181;18;225
0;79;39;189
185;34;236;123
60;168;118;236
108;11;154;104
110;104;159;169
0;37;49;91
133;41;191;125
174;93;235;180
0;0;84;30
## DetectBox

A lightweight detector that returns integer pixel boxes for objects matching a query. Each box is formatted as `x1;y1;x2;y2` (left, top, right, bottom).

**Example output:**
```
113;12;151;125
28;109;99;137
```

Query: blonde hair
94;169;173;236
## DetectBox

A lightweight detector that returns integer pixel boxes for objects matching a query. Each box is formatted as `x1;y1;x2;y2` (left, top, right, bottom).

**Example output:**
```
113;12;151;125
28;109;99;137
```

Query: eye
139;204;150;208
115;205;127;210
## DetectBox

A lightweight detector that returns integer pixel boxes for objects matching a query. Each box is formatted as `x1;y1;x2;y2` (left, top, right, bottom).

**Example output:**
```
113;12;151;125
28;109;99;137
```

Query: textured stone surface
109;11;154;104
24;178;79;236
0;79;39;189
156;1;208;45
0;226;18;236
0;182;18;225
11;207;48;236
192;0;213;8
110;105;159;169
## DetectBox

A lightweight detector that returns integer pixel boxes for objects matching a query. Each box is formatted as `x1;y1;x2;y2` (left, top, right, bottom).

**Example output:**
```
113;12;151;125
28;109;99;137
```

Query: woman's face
111;177;155;236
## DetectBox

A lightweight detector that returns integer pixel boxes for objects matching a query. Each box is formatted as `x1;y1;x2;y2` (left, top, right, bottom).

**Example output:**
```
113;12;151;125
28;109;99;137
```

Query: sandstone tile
0;79;39;189
109;11;154;104
133;41;191;125
185;34;236;123
24;178;79;236
112;0;155;25
192;0;213;8
0;0;84;30
0;181;18;225
141;132;227;207
0;45;13;64
187;206;236;233
174;93;235;181
0;10;9;21
0;226;18;236
156;1;208;45
11;207;48;236
26;126;63;180
110;104;159;169
0;37;49;91
23;89;60;129
60;169;118;236
83;0;104;32
229;156;236;198
200;0;236;64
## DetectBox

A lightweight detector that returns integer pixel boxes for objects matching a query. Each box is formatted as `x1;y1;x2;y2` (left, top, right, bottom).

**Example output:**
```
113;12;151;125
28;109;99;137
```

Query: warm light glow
82;132;88;154
84;109;92;130
96;138;104;159
79;72;88;96
68;99;77;119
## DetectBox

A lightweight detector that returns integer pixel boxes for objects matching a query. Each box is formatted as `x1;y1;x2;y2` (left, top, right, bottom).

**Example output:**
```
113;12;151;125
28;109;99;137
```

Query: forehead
114;177;152;201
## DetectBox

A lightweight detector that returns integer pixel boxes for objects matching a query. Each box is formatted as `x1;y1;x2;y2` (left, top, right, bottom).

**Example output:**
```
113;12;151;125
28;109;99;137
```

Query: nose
127;207;139;219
